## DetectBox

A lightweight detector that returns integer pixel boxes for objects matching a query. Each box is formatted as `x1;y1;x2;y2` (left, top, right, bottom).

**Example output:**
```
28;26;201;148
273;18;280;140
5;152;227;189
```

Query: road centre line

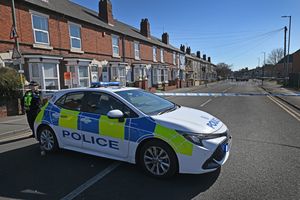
61;162;120;200
267;95;300;122
200;99;212;107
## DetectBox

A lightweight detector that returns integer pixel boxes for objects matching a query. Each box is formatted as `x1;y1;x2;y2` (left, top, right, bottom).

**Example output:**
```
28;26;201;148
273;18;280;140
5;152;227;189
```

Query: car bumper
177;135;232;174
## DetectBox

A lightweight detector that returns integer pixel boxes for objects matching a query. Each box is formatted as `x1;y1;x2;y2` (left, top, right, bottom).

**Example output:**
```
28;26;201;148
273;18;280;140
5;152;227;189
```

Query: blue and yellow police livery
34;83;232;178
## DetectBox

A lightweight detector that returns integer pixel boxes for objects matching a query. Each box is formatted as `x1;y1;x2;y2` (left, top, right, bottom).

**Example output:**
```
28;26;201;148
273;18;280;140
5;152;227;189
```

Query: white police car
34;82;231;178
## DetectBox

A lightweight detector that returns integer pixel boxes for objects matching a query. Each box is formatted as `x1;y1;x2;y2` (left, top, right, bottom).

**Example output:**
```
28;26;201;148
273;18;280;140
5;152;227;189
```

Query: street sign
12;47;21;59
10;26;18;39
64;72;72;87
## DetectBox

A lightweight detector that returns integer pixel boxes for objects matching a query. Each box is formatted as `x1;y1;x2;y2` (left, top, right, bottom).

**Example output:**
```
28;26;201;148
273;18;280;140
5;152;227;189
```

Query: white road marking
61;162;120;200
200;99;212;107
267;95;300;122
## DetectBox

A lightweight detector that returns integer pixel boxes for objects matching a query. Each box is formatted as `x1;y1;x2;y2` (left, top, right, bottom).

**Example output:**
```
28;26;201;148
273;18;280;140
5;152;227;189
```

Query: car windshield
116;89;177;115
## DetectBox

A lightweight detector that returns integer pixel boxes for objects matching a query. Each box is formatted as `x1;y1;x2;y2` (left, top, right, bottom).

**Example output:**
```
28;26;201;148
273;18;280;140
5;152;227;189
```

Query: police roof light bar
91;82;121;88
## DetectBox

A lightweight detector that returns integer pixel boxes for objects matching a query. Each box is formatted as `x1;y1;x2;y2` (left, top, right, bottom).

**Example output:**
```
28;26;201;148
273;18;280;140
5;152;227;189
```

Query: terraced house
0;0;215;91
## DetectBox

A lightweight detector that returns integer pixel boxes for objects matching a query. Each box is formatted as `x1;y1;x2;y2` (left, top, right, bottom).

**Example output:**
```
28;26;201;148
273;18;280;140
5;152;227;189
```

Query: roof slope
23;0;181;52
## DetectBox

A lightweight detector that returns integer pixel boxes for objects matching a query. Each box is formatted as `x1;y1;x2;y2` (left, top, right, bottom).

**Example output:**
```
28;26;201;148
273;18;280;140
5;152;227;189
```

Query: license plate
222;143;229;152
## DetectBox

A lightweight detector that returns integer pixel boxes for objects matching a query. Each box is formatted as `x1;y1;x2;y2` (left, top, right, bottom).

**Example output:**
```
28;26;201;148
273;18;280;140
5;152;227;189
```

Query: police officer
21;81;41;136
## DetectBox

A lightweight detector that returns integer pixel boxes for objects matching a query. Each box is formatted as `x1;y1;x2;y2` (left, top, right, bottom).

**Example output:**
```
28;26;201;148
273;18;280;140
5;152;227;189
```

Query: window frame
134;41;140;60
173;52;176;65
82;92;139;118
160;48;164;63
68;22;82;50
55;92;86;111
153;46;157;62
112;35;120;57
30;11;50;45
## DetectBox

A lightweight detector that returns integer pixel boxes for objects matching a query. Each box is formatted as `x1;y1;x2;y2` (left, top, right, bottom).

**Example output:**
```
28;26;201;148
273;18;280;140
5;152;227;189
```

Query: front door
51;92;85;149
80;92;135;158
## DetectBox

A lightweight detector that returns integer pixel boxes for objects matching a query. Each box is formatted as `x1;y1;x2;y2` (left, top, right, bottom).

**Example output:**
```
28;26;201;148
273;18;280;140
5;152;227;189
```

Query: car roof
53;87;140;96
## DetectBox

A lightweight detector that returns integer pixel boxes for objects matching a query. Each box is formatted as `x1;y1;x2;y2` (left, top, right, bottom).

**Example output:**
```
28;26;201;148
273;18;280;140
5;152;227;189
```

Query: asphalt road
0;80;299;200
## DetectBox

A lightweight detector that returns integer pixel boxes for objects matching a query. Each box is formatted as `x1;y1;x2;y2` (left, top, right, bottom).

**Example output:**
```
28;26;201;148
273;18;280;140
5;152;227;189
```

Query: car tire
139;140;178;178
38;126;59;153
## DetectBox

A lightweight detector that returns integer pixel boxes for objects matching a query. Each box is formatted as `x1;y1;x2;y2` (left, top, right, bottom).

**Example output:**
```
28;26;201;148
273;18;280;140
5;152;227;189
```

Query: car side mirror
107;110;124;122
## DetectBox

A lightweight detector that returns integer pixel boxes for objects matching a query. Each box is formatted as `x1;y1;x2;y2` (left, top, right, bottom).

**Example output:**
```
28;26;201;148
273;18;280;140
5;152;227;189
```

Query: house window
160;49;164;63
112;35;120;57
69;23;82;49
44;63;59;90
111;66;126;84
153;46;157;62
69;66;90;88
173;52;176;65
29;62;60;91
32;13;49;44
134;42;140;60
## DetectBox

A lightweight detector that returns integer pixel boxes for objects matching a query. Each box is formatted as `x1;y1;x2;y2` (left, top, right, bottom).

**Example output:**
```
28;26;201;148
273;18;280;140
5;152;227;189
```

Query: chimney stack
180;44;185;52
208;57;211;62
186;47;191;55
99;0;114;25
203;54;206;61
196;51;201;58
140;18;150;38
162;32;169;45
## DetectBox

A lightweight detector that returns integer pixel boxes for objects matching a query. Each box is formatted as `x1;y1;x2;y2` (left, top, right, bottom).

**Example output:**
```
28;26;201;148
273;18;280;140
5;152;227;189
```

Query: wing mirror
107;110;124;122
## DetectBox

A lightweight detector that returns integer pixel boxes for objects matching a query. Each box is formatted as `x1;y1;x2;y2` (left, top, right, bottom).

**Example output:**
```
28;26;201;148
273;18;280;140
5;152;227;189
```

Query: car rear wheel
139;140;178;178
38;126;59;152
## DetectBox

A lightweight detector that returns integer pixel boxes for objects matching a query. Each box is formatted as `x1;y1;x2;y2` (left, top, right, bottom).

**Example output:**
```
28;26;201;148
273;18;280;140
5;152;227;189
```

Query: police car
34;82;231;178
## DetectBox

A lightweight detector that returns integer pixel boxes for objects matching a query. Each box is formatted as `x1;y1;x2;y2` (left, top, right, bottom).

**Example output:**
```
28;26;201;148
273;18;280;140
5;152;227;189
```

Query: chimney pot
196;51;201;58
203;54;207;61
140;18;150;38
162;32;169;45
208;57;211;62
180;45;186;52
99;0;114;25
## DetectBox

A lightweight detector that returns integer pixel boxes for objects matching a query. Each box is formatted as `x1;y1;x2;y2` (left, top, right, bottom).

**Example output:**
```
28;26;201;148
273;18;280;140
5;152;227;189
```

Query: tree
267;48;284;65
216;63;232;78
0;67;22;99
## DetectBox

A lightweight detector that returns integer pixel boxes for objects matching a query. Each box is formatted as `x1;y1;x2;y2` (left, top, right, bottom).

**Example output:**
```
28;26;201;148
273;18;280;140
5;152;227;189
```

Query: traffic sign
10;26;18;39
12;47;21;59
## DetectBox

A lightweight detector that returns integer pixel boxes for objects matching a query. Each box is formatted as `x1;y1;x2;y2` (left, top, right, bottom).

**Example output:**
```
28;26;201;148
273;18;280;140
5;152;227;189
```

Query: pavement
261;80;300;110
0;80;299;200
0;115;31;143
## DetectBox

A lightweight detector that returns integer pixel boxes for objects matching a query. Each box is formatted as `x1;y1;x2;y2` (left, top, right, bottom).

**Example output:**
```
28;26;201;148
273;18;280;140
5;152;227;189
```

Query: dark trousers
26;111;39;135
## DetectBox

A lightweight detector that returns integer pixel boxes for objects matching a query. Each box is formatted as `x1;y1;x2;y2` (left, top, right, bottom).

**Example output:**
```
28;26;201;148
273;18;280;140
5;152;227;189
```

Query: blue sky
72;0;299;71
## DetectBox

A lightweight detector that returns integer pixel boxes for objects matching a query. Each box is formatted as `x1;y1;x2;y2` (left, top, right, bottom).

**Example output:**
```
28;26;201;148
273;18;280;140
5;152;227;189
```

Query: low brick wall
0;106;7;118
163;85;177;91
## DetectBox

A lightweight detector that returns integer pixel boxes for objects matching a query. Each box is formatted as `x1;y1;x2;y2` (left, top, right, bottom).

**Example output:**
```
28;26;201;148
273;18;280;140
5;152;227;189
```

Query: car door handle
80;118;92;124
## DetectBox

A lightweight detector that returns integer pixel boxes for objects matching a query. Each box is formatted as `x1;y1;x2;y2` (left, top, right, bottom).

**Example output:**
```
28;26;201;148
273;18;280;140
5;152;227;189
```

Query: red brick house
0;0;186;92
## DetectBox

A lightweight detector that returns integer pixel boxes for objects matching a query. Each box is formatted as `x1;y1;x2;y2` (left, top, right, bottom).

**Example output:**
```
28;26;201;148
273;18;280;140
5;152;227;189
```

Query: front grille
202;139;228;170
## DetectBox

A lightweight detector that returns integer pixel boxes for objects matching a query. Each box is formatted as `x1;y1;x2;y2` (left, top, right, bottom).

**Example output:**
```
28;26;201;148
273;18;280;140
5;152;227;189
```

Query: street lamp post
262;52;266;86
282;16;292;77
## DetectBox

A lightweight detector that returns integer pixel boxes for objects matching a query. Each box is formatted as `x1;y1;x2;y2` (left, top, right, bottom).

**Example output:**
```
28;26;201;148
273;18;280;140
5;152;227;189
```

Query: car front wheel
139;140;178;178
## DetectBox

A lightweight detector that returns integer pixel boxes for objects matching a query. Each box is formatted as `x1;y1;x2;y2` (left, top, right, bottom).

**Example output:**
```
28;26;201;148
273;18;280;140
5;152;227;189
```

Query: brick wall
0;0;178;68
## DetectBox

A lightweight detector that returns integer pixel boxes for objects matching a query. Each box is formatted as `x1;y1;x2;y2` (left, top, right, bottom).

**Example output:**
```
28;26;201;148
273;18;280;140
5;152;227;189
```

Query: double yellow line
267;95;300;122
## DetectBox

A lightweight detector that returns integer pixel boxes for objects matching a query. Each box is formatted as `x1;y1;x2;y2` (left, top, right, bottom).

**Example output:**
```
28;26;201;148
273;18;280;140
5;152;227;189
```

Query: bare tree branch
267;48;284;65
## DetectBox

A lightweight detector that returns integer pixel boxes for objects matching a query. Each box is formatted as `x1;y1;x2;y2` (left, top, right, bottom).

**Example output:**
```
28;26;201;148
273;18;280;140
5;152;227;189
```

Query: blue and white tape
155;92;300;97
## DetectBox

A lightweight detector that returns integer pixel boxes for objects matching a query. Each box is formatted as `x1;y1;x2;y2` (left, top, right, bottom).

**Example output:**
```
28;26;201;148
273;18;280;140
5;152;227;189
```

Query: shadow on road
0;144;113;200
76;161;221;200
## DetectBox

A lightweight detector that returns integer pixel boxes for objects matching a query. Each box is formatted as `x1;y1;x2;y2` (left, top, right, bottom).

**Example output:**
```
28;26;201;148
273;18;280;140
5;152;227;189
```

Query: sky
72;0;299;71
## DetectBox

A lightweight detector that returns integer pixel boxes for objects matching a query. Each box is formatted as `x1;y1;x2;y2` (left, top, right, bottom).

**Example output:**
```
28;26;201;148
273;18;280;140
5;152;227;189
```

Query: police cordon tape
18;89;300;97
155;92;300;97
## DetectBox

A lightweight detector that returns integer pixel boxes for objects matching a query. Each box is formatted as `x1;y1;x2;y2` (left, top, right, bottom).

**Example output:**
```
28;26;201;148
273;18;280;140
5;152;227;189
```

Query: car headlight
178;131;228;146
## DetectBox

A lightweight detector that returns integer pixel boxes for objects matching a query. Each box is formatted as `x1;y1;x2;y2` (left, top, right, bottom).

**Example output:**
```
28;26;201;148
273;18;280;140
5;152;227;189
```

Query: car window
83;92;138;118
55;92;85;111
